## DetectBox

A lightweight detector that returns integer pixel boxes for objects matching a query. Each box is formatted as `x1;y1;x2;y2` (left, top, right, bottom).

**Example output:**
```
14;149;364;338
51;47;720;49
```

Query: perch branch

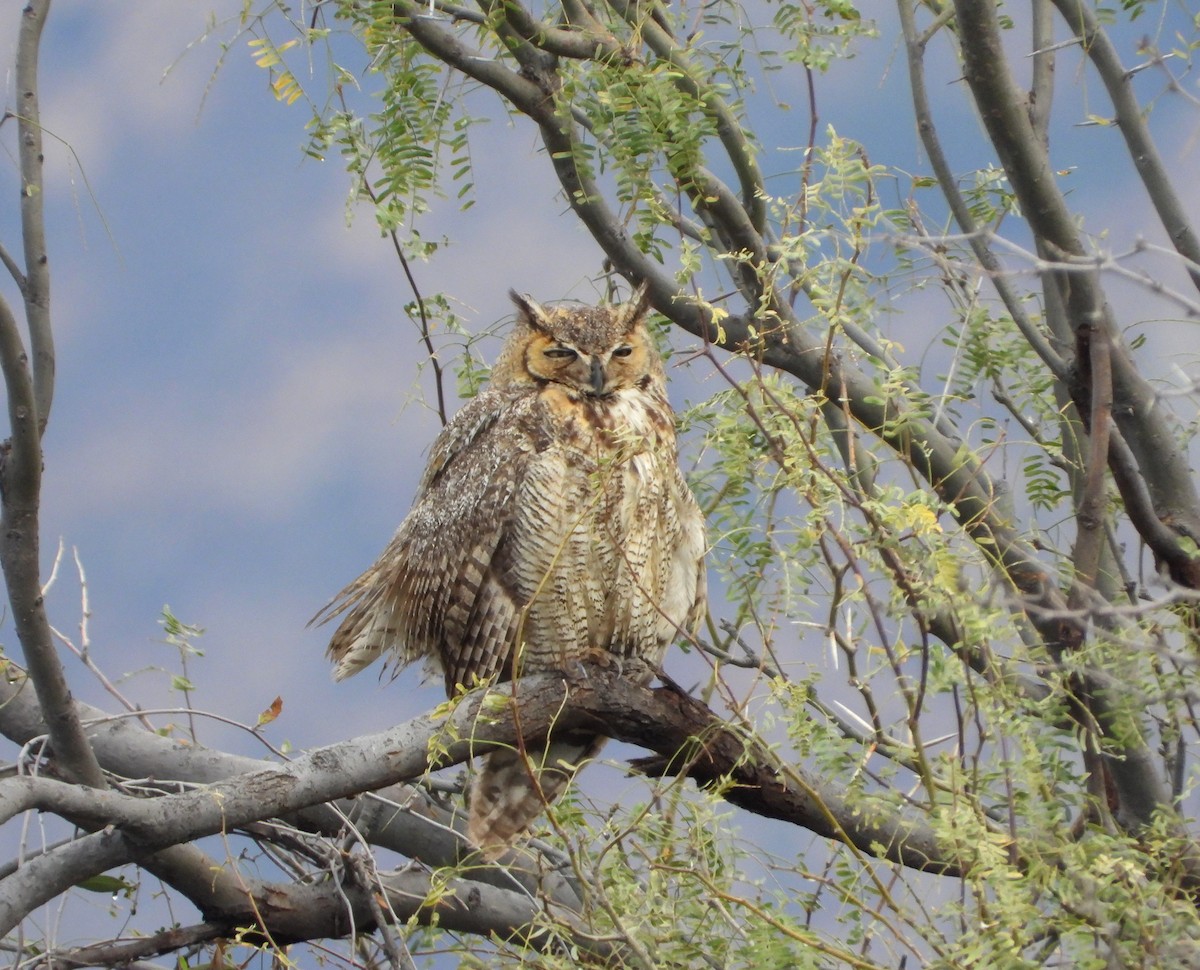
0;664;964;937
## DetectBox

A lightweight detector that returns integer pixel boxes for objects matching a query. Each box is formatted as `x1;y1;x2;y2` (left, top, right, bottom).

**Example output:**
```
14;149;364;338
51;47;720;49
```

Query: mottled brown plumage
314;285;707;857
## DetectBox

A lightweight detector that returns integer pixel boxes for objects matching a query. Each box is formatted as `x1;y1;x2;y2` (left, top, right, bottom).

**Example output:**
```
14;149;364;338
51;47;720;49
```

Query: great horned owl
315;285;707;858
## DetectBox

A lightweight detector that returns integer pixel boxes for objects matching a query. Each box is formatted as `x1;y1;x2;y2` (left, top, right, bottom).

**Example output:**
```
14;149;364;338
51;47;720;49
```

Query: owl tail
468;734;606;860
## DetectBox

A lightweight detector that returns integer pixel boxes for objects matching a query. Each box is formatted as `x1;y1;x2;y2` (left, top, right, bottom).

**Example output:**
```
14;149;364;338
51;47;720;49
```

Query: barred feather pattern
314;286;707;857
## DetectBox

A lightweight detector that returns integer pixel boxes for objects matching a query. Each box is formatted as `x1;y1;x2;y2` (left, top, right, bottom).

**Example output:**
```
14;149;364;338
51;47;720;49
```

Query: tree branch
0;664;965;936
1068;283;1113;594
0;0;104;791
44;867;589;963
1050;0;1200;295
476;0;616;60
1029;0;1055;145
0;664;588;921
605;0;767;233
952;0;1200;582
16;0;54;433
897;0;1067;380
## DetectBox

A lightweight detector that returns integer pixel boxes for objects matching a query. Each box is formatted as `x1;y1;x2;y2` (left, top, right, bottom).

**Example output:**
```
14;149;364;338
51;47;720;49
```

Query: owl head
492;284;663;397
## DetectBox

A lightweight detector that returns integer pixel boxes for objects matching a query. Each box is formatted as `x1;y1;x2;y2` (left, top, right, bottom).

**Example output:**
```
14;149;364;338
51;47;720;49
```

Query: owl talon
585;647;622;673
561;659;591;685
568;649;644;682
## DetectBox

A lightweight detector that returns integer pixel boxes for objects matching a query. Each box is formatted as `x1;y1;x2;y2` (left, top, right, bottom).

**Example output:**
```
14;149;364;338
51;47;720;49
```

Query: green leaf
76;874;134;895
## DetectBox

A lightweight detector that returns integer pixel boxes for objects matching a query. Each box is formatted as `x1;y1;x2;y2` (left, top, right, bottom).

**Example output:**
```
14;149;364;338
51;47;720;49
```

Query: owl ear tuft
620;282;652;330
509;290;552;332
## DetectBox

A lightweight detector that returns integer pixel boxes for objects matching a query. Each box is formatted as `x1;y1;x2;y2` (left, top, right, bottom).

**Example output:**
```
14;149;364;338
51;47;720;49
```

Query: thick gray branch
0;669;584;917
34;860;575;961
0;666;963;935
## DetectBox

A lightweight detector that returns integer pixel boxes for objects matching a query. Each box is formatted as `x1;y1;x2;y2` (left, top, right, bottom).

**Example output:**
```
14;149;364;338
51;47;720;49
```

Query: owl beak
589;358;607;395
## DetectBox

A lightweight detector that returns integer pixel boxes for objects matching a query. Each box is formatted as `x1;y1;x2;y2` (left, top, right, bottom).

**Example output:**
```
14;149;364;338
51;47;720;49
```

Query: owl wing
314;389;541;691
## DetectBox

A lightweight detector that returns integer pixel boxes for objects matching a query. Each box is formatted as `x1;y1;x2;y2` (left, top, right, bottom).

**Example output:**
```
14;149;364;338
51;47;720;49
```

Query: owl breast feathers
315;284;707;857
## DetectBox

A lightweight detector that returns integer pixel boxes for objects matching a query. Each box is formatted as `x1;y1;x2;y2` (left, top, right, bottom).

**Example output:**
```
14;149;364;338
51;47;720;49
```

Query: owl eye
543;346;578;360
612;345;634;358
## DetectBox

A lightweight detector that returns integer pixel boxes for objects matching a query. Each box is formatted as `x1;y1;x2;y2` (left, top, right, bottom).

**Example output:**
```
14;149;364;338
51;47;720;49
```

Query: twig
334;87;449;426
78;707;292;762
353;854;418;970
42;922;225;970
47;547;153;725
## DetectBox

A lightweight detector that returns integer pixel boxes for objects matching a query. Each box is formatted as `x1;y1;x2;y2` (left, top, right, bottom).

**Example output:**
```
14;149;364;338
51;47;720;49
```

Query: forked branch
0;0;102;790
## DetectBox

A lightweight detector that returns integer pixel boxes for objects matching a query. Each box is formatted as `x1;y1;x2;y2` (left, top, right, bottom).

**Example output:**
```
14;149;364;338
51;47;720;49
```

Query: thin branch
0;237;25;292
896;0;1067;380
45;922;227;970
1049;0;1200;295
1068;289;1112;595
0;294;35;481
479;0;620;60
334;88;448;426
16;0;54;433
605;0;768;233
1028;0;1055;145
393;0;548;110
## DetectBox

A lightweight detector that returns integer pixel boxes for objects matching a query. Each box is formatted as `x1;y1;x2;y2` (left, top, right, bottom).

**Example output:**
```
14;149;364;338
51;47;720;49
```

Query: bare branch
0;238;24;291
478;0;621;60
45;922;225;970
0;0;104;792
1029;0;1055;144
1068;280;1113;594
1049;0;1200;295
16;0;54;433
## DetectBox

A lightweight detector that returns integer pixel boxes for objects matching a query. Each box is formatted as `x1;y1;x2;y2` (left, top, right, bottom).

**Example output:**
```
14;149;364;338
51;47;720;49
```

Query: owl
314;284;707;858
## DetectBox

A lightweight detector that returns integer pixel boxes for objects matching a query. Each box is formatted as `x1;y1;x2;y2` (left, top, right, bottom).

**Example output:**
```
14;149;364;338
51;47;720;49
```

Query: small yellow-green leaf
77;874;134;894
256;695;283;727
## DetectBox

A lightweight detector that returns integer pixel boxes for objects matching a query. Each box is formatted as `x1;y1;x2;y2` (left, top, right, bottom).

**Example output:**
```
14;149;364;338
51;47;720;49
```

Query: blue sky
3;0;1200;953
